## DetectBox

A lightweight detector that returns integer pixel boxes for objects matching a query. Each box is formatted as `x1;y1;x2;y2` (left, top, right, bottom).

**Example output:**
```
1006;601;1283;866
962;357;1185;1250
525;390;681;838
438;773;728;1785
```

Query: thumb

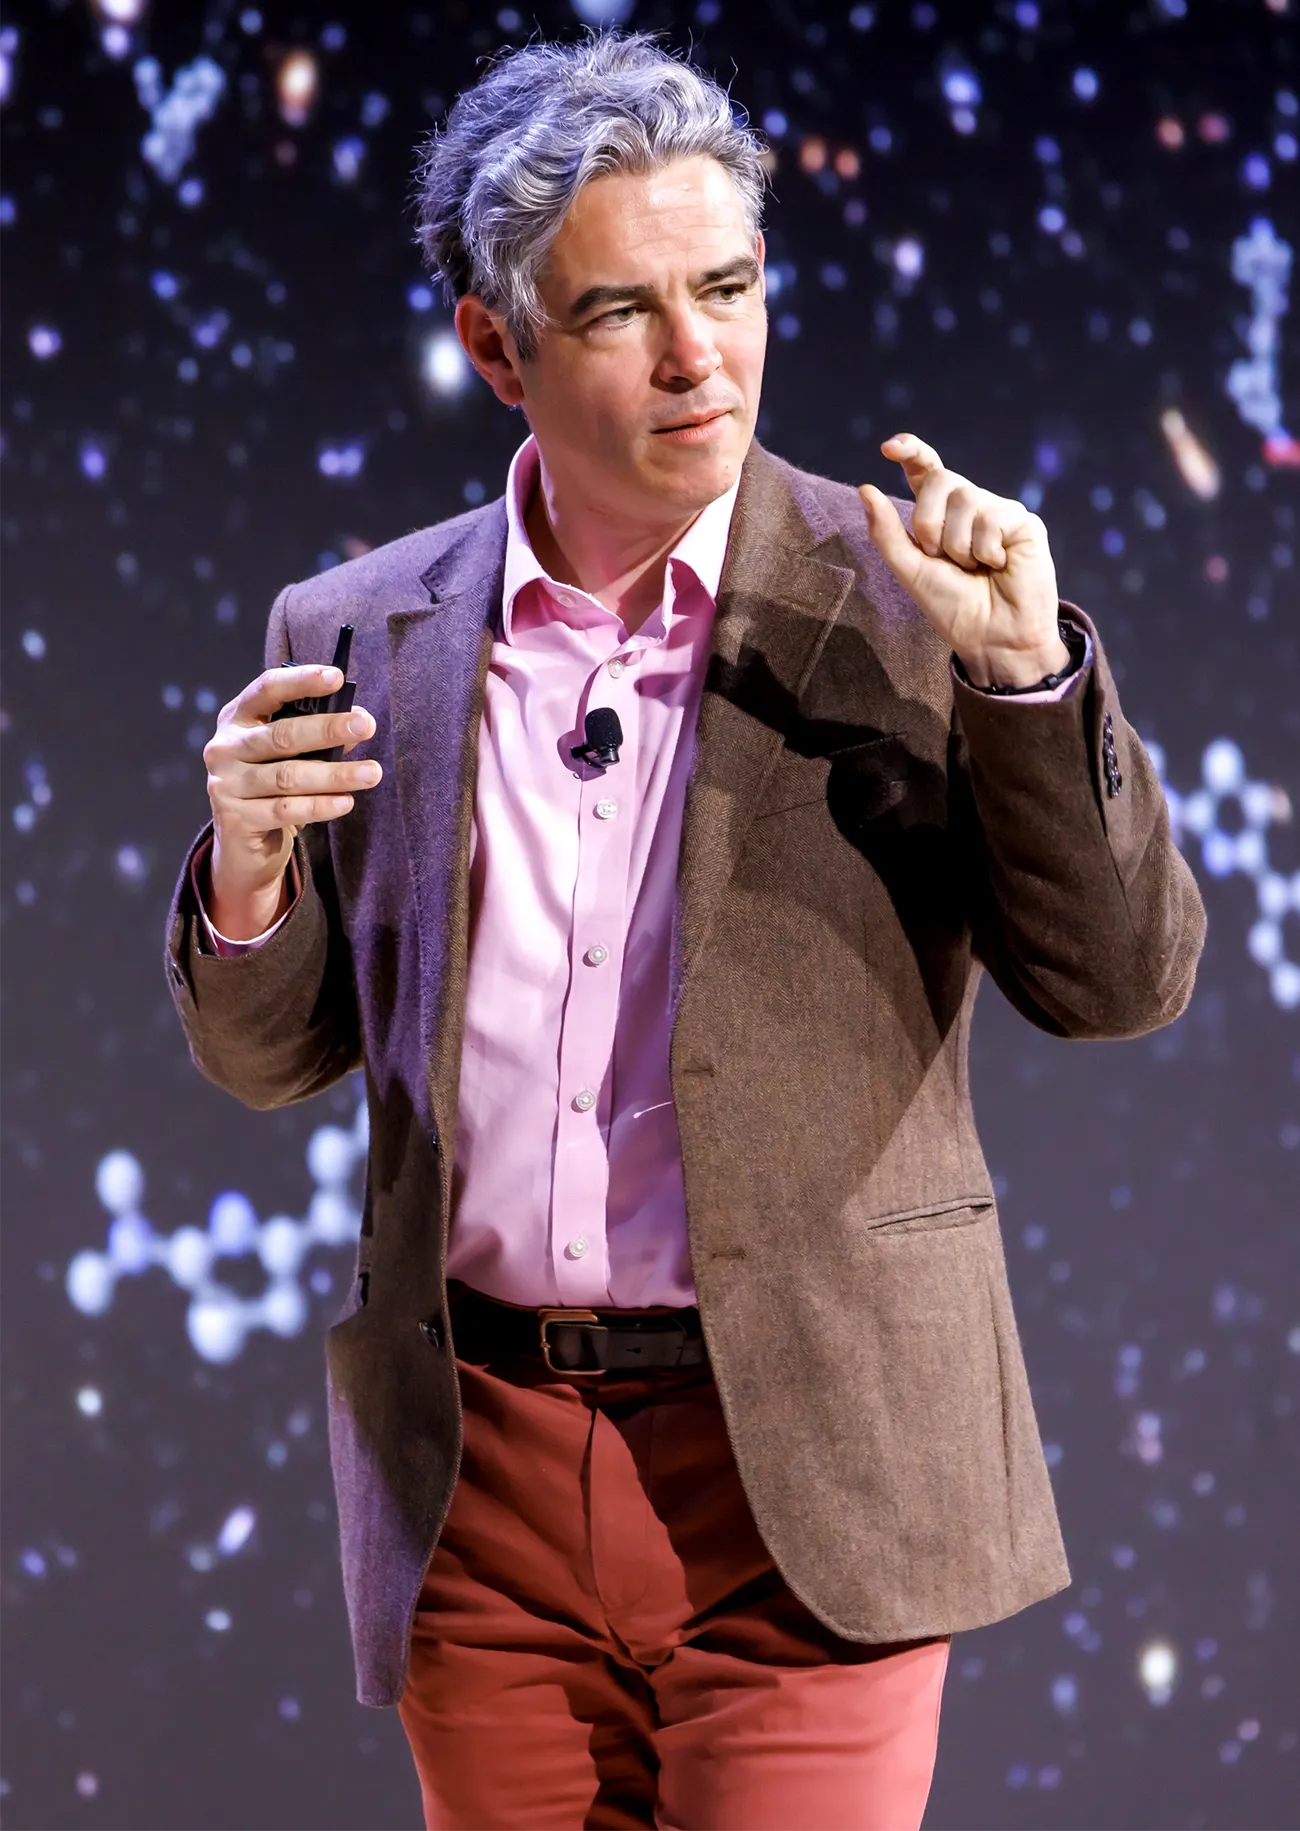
859;484;922;588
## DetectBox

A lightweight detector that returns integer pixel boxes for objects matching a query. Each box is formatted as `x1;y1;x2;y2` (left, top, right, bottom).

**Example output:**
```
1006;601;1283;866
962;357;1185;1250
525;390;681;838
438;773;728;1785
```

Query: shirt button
594;798;618;820
567;1236;589;1259
584;944;609;967
607;658;625;679
572;1088;596;1112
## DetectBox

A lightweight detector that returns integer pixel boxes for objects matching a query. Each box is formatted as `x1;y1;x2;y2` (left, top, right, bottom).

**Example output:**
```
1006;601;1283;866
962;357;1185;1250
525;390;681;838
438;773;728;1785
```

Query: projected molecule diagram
1226;217;1298;468
1149;736;1299;1011
66;1101;367;1365
134;54;226;187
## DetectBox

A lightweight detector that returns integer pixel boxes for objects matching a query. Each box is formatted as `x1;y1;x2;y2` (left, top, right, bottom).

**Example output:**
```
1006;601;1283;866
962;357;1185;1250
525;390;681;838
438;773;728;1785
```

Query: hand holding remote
203;630;380;941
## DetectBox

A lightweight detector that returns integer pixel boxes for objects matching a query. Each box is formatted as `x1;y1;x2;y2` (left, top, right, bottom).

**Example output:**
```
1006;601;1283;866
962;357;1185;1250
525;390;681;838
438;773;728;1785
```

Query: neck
525;462;701;638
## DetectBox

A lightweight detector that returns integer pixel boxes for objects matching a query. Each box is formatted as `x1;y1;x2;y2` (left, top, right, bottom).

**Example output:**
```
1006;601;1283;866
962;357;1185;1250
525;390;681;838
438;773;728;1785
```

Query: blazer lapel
673;447;856;1004
387;503;506;1158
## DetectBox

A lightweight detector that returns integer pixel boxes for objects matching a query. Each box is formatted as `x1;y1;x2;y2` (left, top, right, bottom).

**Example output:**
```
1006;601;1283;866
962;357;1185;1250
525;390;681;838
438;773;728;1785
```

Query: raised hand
203;664;381;940
859;433;1069;689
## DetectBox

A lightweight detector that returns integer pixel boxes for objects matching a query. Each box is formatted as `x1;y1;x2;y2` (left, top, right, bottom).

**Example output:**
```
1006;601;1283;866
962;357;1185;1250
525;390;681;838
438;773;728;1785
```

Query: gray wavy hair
414;32;768;360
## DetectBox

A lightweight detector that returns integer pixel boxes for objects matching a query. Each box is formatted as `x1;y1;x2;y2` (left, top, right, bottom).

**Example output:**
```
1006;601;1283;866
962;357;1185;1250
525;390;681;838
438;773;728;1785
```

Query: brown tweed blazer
166;443;1205;1707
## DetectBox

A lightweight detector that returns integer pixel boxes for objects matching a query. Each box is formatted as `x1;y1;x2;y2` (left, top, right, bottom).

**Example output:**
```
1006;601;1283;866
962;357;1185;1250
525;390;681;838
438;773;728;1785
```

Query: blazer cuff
951;604;1112;813
165;822;324;1014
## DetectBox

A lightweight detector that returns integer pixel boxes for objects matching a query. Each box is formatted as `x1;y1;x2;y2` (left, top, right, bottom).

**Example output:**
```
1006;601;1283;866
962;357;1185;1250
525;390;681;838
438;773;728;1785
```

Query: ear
454;296;527;408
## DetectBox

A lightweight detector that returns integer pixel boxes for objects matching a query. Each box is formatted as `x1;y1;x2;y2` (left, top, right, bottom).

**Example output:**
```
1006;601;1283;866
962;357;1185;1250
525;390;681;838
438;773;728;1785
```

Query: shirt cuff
191;840;301;956
950;626;1093;704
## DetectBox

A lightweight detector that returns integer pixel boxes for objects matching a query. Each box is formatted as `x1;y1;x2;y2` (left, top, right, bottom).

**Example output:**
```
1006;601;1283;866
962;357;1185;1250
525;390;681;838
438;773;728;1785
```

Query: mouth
651;409;733;445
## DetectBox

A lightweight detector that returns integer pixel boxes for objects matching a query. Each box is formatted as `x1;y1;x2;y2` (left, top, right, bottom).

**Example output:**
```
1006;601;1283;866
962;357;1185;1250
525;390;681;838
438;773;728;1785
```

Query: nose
655;305;722;390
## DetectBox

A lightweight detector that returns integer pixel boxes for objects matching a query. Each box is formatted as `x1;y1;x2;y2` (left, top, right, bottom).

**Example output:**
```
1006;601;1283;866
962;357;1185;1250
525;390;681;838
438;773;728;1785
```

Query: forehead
544;156;752;283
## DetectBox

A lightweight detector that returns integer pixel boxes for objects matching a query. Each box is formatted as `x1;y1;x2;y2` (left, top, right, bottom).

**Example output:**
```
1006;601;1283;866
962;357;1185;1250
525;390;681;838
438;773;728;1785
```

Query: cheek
725;317;768;390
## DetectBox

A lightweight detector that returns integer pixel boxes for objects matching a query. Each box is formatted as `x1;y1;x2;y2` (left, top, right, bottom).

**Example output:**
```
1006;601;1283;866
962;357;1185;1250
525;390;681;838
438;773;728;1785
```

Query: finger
939;488;984;573
970;506;1008;569
233;756;383;801
248;793;356;827
239;707;375;761
910;470;959;559
880;432;944;496
233;665;345;724
858;484;928;592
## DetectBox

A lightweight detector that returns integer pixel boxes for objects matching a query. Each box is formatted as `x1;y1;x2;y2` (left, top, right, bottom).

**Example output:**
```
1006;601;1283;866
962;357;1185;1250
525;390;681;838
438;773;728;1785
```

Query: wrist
954;631;1073;691
206;842;292;942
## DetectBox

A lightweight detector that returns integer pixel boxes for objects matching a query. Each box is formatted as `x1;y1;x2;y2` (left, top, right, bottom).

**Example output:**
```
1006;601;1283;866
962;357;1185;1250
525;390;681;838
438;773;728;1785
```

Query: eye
593;304;639;327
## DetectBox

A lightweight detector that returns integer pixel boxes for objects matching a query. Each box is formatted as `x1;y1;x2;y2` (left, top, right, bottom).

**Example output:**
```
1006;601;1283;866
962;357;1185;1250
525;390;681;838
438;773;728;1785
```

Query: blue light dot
1242;154;1270;190
1073;68;1098;101
942;69;980;107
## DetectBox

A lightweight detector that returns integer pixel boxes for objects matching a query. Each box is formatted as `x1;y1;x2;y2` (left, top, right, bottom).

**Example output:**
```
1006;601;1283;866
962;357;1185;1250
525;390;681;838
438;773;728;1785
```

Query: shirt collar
500;434;740;645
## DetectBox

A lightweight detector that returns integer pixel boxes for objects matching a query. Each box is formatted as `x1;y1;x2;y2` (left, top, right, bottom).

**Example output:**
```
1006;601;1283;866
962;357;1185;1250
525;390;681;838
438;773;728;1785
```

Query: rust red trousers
398;1345;949;1831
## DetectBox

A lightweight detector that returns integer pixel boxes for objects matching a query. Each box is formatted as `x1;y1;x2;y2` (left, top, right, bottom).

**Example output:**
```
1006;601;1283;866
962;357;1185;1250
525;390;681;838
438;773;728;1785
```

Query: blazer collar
672;443;856;1005
390;502;506;1158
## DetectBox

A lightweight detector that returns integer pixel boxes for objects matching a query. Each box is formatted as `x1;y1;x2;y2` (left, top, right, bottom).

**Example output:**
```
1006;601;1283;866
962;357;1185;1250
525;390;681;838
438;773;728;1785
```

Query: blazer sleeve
162;583;364;1108
950;606;1206;1040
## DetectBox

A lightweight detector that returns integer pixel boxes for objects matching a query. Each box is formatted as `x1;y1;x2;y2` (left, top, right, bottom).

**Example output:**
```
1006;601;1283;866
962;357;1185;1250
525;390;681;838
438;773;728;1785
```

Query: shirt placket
549;635;645;1304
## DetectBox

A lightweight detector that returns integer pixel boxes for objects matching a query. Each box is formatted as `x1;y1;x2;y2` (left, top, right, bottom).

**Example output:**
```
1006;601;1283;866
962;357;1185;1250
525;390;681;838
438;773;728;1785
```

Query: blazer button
419;1318;442;1349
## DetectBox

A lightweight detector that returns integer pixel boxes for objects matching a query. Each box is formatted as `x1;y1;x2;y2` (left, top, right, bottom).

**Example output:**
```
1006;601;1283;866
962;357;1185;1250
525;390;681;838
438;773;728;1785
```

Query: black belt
448;1279;708;1375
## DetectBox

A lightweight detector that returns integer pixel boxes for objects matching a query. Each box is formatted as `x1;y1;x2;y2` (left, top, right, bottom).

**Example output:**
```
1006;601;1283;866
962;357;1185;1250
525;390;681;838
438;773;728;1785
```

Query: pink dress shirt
447;439;736;1309
200;439;1089;1311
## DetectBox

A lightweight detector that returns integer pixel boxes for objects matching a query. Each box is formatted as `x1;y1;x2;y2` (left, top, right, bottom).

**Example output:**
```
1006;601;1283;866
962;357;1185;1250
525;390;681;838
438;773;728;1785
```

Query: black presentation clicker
270;623;356;762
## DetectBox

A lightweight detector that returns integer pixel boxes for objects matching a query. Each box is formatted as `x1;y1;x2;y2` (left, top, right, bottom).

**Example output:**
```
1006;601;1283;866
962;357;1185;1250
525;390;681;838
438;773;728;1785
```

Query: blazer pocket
863;1195;995;1236
756;733;911;821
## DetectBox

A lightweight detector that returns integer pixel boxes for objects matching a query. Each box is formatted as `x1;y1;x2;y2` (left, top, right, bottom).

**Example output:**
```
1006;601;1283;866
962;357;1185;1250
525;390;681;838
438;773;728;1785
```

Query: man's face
508;156;768;525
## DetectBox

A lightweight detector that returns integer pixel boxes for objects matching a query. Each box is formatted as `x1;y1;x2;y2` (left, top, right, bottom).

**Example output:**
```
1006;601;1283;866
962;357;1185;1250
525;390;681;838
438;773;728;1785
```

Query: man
167;32;1205;1831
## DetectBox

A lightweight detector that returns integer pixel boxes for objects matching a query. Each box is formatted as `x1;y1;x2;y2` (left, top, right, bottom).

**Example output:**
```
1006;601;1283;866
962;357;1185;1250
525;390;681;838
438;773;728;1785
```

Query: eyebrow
566;255;762;323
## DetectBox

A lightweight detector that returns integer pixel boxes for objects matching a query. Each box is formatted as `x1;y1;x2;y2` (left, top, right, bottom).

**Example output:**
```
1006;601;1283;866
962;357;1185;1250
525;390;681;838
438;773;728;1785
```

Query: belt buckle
538;1308;607;1375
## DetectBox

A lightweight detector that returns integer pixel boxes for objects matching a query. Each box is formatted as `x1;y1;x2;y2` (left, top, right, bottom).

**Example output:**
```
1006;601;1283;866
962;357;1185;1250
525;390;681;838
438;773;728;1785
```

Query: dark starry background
2;0;1298;1827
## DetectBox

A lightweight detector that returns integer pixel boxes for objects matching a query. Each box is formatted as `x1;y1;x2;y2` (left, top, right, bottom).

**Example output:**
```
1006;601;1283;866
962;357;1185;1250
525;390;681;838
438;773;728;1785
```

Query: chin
648;433;748;505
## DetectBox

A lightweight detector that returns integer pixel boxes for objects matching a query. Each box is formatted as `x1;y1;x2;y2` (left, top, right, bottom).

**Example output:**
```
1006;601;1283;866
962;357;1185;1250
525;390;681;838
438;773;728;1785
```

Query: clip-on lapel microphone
570;707;624;772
